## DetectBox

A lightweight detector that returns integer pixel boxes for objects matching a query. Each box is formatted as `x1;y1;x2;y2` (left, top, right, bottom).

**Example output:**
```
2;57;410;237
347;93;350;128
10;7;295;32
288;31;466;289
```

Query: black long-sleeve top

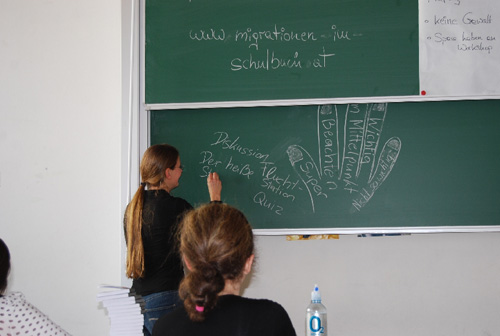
125;189;193;296
152;295;297;336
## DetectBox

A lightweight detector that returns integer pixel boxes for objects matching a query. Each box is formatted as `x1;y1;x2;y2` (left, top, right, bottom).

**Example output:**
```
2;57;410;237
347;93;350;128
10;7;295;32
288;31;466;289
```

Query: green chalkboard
145;0;419;105
150;100;500;233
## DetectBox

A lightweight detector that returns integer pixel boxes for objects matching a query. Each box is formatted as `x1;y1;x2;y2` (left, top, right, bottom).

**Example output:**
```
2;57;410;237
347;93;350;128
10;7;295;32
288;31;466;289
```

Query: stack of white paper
97;285;144;336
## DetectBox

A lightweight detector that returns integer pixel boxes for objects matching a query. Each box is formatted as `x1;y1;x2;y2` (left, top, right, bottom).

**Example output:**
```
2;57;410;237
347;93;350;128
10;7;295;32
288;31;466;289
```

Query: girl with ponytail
152;203;296;336
124;144;222;336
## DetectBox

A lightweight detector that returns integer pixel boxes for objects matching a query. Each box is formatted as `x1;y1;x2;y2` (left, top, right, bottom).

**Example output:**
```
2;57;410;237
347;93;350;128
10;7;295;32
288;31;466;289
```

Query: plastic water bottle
306;284;327;336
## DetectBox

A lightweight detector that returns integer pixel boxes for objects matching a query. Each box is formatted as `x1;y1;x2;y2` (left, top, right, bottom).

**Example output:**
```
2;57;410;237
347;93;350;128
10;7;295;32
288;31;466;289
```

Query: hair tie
195;305;204;312
140;182;146;187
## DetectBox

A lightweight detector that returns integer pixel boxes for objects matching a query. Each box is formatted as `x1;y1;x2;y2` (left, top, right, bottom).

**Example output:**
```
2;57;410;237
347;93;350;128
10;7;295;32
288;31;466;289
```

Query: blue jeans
142;290;181;336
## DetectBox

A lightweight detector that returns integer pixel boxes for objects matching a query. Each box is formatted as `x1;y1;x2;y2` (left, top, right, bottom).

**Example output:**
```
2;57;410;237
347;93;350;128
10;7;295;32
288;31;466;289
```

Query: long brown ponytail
124;144;179;279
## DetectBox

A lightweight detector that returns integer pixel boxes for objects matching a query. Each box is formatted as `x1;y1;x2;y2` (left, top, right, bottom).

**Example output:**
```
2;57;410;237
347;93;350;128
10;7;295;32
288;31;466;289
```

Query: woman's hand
207;172;222;201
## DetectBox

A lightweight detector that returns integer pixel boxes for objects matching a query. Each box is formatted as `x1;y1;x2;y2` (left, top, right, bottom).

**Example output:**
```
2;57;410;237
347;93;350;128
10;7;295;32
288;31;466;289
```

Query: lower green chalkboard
150;100;500;233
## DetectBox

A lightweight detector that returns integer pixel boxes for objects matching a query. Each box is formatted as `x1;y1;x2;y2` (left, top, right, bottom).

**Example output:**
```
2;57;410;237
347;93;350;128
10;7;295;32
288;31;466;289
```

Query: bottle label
308;316;325;335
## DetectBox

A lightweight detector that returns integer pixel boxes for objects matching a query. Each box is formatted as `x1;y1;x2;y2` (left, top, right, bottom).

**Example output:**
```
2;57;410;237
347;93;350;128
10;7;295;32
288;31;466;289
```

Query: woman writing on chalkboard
152;203;296;336
124;144;222;336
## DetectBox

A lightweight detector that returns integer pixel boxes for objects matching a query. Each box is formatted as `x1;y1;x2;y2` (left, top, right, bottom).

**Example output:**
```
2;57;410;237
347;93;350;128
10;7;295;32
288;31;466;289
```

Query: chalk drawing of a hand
287;103;401;213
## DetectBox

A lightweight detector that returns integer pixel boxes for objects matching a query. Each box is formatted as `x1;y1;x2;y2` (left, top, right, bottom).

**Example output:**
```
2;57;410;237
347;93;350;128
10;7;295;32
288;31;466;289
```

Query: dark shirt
152;295;297;336
125;189;193;296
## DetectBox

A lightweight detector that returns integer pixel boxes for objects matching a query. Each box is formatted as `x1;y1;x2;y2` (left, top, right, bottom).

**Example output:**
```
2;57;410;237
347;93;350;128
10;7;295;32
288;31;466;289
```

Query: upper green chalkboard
145;0;419;105
150;100;500;233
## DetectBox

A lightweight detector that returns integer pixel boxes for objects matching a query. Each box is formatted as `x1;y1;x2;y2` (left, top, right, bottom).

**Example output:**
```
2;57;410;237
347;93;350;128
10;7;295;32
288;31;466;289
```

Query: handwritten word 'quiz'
198;132;303;216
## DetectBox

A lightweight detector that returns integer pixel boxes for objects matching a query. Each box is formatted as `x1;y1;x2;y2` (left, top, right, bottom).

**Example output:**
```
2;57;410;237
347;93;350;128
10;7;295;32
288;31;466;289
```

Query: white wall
2;1;500;336
245;233;500;336
0;1;122;335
